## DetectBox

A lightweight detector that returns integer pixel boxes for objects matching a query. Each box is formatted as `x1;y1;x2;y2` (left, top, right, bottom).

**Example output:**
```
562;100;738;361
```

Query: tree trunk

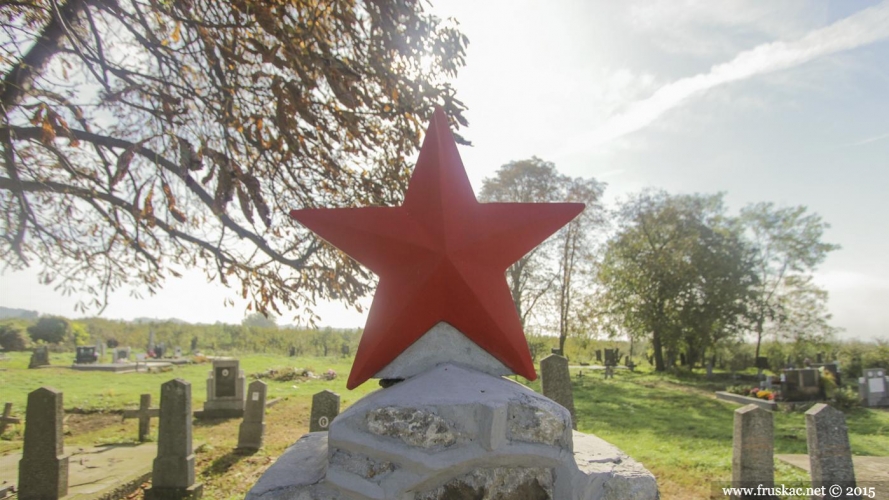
652;329;665;371
754;317;764;359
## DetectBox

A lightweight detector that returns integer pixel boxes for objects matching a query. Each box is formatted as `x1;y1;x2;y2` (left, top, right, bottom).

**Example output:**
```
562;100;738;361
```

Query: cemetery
2;3;889;498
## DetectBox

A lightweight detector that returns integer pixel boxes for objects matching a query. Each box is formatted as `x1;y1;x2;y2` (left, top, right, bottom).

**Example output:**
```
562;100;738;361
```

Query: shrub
833;387;861;412
0;321;32;351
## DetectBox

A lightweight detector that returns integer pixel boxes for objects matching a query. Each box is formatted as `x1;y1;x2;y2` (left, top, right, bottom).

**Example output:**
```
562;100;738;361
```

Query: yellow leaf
171;22;181;43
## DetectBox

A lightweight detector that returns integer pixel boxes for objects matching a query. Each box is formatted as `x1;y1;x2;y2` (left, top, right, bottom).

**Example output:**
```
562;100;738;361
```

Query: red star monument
290;108;584;389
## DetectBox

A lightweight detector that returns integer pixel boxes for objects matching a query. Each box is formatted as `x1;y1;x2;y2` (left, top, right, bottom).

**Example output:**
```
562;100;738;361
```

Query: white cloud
553;1;889;159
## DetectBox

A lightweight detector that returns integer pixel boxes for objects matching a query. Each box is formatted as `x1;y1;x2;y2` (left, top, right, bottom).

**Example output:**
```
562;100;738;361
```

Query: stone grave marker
147;329;156;355
201;358;246;418
731;404;774;498
123;394;160;442
19;387;68;499
237;380;267;450
858;368;888;408
309;390;340;432
28;346;49;369
145;379;202;500
174;346;183;358
0;402;21;435
540;354;577;430
595;349;602;362
75;345;97;364
113;347;131;363
783;368;821;401
805;404;856;496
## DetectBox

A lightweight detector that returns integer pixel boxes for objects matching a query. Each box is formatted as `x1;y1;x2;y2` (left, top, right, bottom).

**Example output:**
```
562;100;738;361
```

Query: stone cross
540;354;577;430
0;402;21;435
805;404;857;498
731;404;774;499
309;390;340;432
237;380;267;450
18;387;68;500
145;379;203;499
122;394;160;442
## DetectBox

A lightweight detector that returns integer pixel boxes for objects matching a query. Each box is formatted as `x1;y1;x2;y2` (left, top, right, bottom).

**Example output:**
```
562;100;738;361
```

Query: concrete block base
246;364;658;500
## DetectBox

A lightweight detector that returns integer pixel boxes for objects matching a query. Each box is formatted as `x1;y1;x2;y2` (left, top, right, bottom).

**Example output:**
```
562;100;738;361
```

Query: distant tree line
0;314;361;357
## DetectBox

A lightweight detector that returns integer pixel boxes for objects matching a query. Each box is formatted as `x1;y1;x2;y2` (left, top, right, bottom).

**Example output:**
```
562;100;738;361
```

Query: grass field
1;352;887;499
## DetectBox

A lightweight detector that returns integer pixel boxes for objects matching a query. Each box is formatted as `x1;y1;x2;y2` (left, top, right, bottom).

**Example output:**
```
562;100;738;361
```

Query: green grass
524;367;889;498
2;353;887;499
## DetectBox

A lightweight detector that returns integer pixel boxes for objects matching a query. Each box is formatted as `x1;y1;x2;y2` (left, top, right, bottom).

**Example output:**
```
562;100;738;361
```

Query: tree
1;0;469;320
479;158;605;352
27;315;69;343
553;177;605;353
480;158;564;327
242;311;276;329
597;191;756;371
739;203;840;358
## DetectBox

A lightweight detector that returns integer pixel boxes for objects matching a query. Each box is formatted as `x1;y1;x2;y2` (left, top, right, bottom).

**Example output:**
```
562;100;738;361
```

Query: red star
290;108;583;389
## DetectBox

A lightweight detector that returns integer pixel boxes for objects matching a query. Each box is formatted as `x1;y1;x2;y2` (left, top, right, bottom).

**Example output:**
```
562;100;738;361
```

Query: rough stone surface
572;432;659;500
146;379;202;499
329;448;396;483
18;387;68;500
238;380;267;450
732;404;774;495
366;406;458;448
310;390;341;432
540;354;577;430
414;467;553;500
507;396;568;447
806;404;856;495
245;433;336;500
376;321;513;380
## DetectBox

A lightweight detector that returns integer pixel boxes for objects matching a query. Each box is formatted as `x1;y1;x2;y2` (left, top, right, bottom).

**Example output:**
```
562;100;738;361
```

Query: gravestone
309;390;340;432
0;402;21;435
174;346;183;358
145;379;202;500
95;339;106;358
341;343;350;358
238;380;267;450
123;394;160;442
783;368;821;401
805;404;856;497
113;347;131;363
540;354;577;430
595;349;602;362
18;387;68;499
201;358;245;418
28;346;49;369
75;345;97;364
858;368;889;408
147;329;156;355
731;404;775;499
550;347;563;356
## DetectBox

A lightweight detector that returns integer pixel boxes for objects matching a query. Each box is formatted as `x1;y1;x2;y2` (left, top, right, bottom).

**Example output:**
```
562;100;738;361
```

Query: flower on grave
749;387;760;396
767;393;776;401
322;369;337;381
756;390;772;400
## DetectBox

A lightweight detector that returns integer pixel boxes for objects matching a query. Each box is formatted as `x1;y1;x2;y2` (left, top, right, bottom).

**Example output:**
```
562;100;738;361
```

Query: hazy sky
3;0;888;341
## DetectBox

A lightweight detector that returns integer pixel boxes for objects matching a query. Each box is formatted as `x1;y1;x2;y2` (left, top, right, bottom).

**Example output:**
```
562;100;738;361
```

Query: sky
2;0;888;341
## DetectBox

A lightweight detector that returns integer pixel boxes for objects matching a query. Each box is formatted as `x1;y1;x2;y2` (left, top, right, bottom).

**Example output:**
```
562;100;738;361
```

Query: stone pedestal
146;379;202;500
245;364;658;500
200;358;245;418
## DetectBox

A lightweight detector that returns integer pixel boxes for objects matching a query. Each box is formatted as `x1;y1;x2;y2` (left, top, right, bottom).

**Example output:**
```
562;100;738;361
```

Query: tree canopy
597;191;758;371
1;0;468;321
